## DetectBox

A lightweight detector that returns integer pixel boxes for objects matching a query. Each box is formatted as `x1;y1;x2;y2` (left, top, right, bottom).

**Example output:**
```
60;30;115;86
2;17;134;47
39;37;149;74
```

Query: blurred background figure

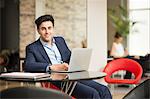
110;32;150;80
110;32;129;58
0;50;9;73
110;33;141;80
0;49;19;73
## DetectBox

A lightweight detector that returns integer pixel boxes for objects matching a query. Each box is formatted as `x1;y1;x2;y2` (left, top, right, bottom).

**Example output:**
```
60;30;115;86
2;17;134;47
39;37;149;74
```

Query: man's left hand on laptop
50;63;68;71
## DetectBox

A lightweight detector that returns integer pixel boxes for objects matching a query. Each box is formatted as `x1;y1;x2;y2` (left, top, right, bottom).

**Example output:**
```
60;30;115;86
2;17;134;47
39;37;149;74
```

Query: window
129;0;150;56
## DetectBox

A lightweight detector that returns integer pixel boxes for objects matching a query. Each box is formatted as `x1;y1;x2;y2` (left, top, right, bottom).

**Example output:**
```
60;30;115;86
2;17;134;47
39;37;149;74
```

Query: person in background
110;33;143;80
110;32;129;58
0;51;9;73
110;32;140;59
0;49;19;72
25;14;112;99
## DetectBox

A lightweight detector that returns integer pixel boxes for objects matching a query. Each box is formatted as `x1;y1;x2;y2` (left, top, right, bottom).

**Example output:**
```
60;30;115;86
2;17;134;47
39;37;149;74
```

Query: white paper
0;72;50;79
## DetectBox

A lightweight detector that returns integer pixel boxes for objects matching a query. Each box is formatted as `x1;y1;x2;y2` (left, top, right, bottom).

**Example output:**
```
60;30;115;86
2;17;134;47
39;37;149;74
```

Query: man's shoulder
54;36;64;39
26;39;40;48
54;36;65;41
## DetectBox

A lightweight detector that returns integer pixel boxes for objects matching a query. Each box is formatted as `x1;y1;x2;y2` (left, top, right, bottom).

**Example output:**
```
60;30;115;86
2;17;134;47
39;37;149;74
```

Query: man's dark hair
35;15;54;29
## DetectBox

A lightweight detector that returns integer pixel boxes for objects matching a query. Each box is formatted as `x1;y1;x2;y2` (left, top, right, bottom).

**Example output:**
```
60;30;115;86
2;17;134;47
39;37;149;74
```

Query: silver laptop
52;48;92;73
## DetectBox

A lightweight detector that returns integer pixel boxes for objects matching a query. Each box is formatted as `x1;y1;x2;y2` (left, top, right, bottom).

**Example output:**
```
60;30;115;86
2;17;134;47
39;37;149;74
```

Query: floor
95;78;134;99
112;76;150;99
112;85;133;99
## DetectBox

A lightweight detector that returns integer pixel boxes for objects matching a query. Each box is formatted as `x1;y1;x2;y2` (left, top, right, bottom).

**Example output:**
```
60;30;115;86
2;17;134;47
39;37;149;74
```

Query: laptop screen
68;48;92;72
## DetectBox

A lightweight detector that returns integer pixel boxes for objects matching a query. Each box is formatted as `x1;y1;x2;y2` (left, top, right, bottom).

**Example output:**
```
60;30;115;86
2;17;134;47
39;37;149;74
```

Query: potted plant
108;5;136;37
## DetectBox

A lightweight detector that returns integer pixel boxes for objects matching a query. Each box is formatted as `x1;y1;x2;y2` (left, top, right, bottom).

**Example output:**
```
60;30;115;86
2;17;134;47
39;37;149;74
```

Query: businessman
25;14;112;99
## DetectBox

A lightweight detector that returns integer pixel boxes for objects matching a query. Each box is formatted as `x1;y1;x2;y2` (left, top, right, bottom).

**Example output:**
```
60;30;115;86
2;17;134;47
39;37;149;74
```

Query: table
0;71;106;81
41;71;106;95
0;71;106;95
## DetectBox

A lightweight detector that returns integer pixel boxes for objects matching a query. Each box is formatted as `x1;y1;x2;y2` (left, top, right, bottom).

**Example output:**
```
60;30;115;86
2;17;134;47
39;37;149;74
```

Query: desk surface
0;71;106;82
42;71;106;81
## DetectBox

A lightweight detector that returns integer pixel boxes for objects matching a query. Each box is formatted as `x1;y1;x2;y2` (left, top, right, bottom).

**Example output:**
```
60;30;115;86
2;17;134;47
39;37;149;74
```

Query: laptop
68;71;89;79
51;48;92;73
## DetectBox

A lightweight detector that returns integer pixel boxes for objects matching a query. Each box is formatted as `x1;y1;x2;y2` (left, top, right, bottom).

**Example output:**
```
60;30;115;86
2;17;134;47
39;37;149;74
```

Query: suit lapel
37;39;51;63
54;37;65;61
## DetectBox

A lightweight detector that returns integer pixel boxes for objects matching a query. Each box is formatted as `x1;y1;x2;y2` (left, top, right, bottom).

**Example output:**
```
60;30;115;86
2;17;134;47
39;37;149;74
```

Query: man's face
37;21;54;42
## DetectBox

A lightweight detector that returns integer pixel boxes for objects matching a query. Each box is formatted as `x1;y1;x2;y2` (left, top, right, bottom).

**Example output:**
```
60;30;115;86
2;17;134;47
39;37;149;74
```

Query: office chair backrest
123;79;150;99
0;86;71;99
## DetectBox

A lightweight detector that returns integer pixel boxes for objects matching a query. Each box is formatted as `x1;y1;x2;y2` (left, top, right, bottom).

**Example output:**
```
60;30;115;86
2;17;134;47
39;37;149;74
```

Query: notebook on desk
0;72;50;80
51;48;92;73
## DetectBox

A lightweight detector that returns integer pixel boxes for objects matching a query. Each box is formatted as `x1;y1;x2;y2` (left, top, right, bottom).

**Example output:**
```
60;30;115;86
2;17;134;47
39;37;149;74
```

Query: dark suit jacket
24;37;71;72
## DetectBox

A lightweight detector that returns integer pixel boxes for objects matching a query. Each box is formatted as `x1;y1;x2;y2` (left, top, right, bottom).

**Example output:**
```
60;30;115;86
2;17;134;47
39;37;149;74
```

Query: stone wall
45;0;87;49
19;0;87;57
19;0;35;57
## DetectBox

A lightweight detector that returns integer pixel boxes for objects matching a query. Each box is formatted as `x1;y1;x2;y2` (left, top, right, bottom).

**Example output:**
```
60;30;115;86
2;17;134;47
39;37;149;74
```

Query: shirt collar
40;37;55;46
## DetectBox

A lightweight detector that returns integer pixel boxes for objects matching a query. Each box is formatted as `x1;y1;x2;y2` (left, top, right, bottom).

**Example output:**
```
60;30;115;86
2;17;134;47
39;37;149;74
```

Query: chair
41;82;76;99
103;58;143;84
0;86;71;99
141;54;150;76
41;82;60;91
123;79;150;99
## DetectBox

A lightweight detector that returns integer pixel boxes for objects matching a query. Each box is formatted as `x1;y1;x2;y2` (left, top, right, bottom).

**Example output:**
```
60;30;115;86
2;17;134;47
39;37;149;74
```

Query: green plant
108;5;135;37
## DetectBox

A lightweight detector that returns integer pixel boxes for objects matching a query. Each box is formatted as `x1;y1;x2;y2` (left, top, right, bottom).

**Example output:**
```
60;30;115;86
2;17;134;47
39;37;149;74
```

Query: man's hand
50;63;69;71
51;73;68;80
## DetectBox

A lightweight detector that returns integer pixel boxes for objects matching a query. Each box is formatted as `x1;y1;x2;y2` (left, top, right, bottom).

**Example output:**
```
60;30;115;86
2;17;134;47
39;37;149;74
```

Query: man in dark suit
25;14;112;99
